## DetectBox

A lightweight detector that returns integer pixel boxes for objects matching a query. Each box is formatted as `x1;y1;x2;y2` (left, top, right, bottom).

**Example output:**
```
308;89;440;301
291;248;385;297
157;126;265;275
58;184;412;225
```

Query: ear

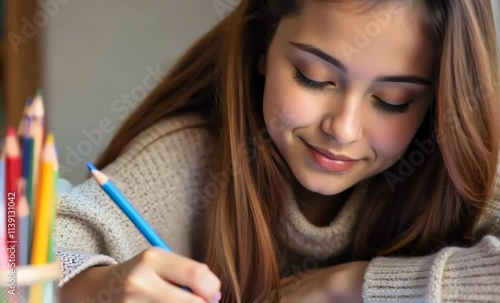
257;55;267;76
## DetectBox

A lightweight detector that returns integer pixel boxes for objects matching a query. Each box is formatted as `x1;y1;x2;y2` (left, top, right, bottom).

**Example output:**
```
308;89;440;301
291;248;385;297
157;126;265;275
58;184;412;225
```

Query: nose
321;95;364;145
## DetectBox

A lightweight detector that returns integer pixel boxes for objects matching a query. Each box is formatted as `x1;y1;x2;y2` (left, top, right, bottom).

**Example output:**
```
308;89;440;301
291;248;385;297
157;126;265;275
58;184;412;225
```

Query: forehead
279;0;436;80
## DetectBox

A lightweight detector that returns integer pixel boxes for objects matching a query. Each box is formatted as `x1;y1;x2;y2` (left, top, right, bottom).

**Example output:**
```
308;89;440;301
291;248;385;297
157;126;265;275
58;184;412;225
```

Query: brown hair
95;0;500;302
354;0;500;258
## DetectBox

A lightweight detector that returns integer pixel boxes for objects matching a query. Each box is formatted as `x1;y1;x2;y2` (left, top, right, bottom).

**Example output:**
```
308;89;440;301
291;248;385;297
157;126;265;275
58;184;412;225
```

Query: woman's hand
280;261;369;303
61;247;222;303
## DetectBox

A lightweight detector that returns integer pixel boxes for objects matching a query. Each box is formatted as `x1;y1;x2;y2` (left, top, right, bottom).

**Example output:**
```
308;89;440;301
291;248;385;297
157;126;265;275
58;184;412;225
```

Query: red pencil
5;126;22;266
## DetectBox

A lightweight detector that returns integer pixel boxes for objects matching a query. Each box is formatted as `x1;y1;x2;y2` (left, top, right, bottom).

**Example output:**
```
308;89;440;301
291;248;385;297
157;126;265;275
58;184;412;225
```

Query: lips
309;145;356;162
302;140;359;172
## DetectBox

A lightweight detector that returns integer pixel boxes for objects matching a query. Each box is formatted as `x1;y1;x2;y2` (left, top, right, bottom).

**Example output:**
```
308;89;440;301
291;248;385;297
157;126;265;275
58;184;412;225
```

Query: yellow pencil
29;134;56;303
47;145;59;263
30;134;55;265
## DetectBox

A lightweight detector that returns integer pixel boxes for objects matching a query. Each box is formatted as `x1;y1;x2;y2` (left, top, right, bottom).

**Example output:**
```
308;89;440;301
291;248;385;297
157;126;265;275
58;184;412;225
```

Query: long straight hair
96;1;500;301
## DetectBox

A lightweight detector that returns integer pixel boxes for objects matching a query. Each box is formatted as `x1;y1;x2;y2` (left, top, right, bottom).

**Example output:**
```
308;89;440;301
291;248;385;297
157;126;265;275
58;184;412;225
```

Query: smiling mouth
302;140;360;172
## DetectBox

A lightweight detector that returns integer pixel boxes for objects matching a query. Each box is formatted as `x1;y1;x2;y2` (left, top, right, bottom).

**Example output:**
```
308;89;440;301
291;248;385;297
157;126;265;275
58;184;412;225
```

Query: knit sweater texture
55;112;500;302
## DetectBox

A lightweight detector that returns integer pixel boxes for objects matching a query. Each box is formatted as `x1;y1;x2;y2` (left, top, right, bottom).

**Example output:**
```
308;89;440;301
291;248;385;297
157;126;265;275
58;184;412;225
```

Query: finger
143;248;221;302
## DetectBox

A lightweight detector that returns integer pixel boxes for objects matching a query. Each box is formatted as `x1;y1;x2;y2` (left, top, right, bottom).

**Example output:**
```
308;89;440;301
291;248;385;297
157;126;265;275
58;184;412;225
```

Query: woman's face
262;0;436;195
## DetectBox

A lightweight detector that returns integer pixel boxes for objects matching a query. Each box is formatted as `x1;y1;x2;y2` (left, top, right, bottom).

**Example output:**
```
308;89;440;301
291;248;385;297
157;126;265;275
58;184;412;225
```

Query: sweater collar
278;182;367;259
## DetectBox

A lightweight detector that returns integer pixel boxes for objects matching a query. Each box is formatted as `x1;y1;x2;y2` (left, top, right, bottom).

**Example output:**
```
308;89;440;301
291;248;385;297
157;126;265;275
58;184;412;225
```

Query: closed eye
372;96;411;114
293;66;335;91
293;65;412;114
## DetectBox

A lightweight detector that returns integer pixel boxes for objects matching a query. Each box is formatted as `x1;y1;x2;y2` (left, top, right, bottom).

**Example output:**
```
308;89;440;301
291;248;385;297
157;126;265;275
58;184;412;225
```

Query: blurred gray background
40;0;500;184
42;0;238;183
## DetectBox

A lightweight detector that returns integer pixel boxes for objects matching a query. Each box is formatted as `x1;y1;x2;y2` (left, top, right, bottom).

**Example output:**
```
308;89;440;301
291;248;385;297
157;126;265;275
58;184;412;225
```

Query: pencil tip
33;93;45;116
86;162;97;172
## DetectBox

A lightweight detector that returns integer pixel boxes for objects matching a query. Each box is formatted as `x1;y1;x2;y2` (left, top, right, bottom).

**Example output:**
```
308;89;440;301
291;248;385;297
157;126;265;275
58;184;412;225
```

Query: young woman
57;0;500;302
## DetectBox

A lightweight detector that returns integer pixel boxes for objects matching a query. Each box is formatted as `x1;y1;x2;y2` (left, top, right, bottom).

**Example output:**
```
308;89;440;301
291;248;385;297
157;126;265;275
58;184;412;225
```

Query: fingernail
209;291;222;303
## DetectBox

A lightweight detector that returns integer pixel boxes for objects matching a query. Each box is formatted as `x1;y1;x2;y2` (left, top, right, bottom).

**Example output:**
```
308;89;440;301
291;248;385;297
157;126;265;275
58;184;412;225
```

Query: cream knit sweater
55;112;500;302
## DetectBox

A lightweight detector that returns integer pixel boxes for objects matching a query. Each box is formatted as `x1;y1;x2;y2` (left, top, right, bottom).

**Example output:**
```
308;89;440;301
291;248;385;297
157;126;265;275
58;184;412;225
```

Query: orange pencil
31;135;55;265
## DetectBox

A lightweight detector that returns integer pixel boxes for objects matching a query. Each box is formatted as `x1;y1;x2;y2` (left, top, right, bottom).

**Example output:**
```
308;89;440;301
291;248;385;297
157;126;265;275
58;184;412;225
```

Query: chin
308;184;351;196
294;170;356;196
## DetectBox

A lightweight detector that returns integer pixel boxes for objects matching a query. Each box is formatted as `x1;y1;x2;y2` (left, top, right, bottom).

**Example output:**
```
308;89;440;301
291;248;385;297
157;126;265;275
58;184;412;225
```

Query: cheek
262;64;323;135
369;116;423;161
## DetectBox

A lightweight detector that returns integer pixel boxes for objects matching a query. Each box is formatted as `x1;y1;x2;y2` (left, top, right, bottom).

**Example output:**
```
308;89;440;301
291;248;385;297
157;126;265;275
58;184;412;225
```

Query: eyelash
293;66;332;90
372;96;410;114
292;66;411;114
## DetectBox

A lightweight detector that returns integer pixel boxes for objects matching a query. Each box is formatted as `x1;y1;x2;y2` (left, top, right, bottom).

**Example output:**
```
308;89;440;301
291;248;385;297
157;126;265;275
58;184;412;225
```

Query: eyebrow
288;41;433;86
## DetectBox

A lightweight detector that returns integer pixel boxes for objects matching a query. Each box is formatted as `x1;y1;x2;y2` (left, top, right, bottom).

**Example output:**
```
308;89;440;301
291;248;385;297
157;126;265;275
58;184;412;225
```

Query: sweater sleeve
362;183;500;302
54;113;215;286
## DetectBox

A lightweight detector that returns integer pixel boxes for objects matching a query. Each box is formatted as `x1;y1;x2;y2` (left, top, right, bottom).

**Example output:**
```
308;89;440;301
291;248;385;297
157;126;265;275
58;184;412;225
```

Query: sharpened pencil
86;162;191;292
5;127;21;266
31;135;56;265
86;162;173;252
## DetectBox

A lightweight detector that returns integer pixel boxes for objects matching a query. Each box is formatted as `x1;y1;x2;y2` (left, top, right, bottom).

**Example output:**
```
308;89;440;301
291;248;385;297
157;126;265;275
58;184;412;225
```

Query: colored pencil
17;98;33;136
29;134;57;303
19;98;35;262
29;95;44;262
5;127;21;198
5;127;21;266
86;162;191;292
1;92;60;303
47;146;59;263
0;149;7;269
31;93;45;221
19;98;34;182
86;162;173;252
31;135;56;265
17;179;30;266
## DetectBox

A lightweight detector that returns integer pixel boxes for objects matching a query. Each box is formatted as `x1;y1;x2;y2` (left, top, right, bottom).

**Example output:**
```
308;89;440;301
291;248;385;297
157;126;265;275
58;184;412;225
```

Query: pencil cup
0;261;61;303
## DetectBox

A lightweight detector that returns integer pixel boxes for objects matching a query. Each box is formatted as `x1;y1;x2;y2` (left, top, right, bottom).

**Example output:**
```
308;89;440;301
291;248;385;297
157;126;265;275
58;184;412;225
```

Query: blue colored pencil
86;162;172;252
19;100;35;263
86;162;191;292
